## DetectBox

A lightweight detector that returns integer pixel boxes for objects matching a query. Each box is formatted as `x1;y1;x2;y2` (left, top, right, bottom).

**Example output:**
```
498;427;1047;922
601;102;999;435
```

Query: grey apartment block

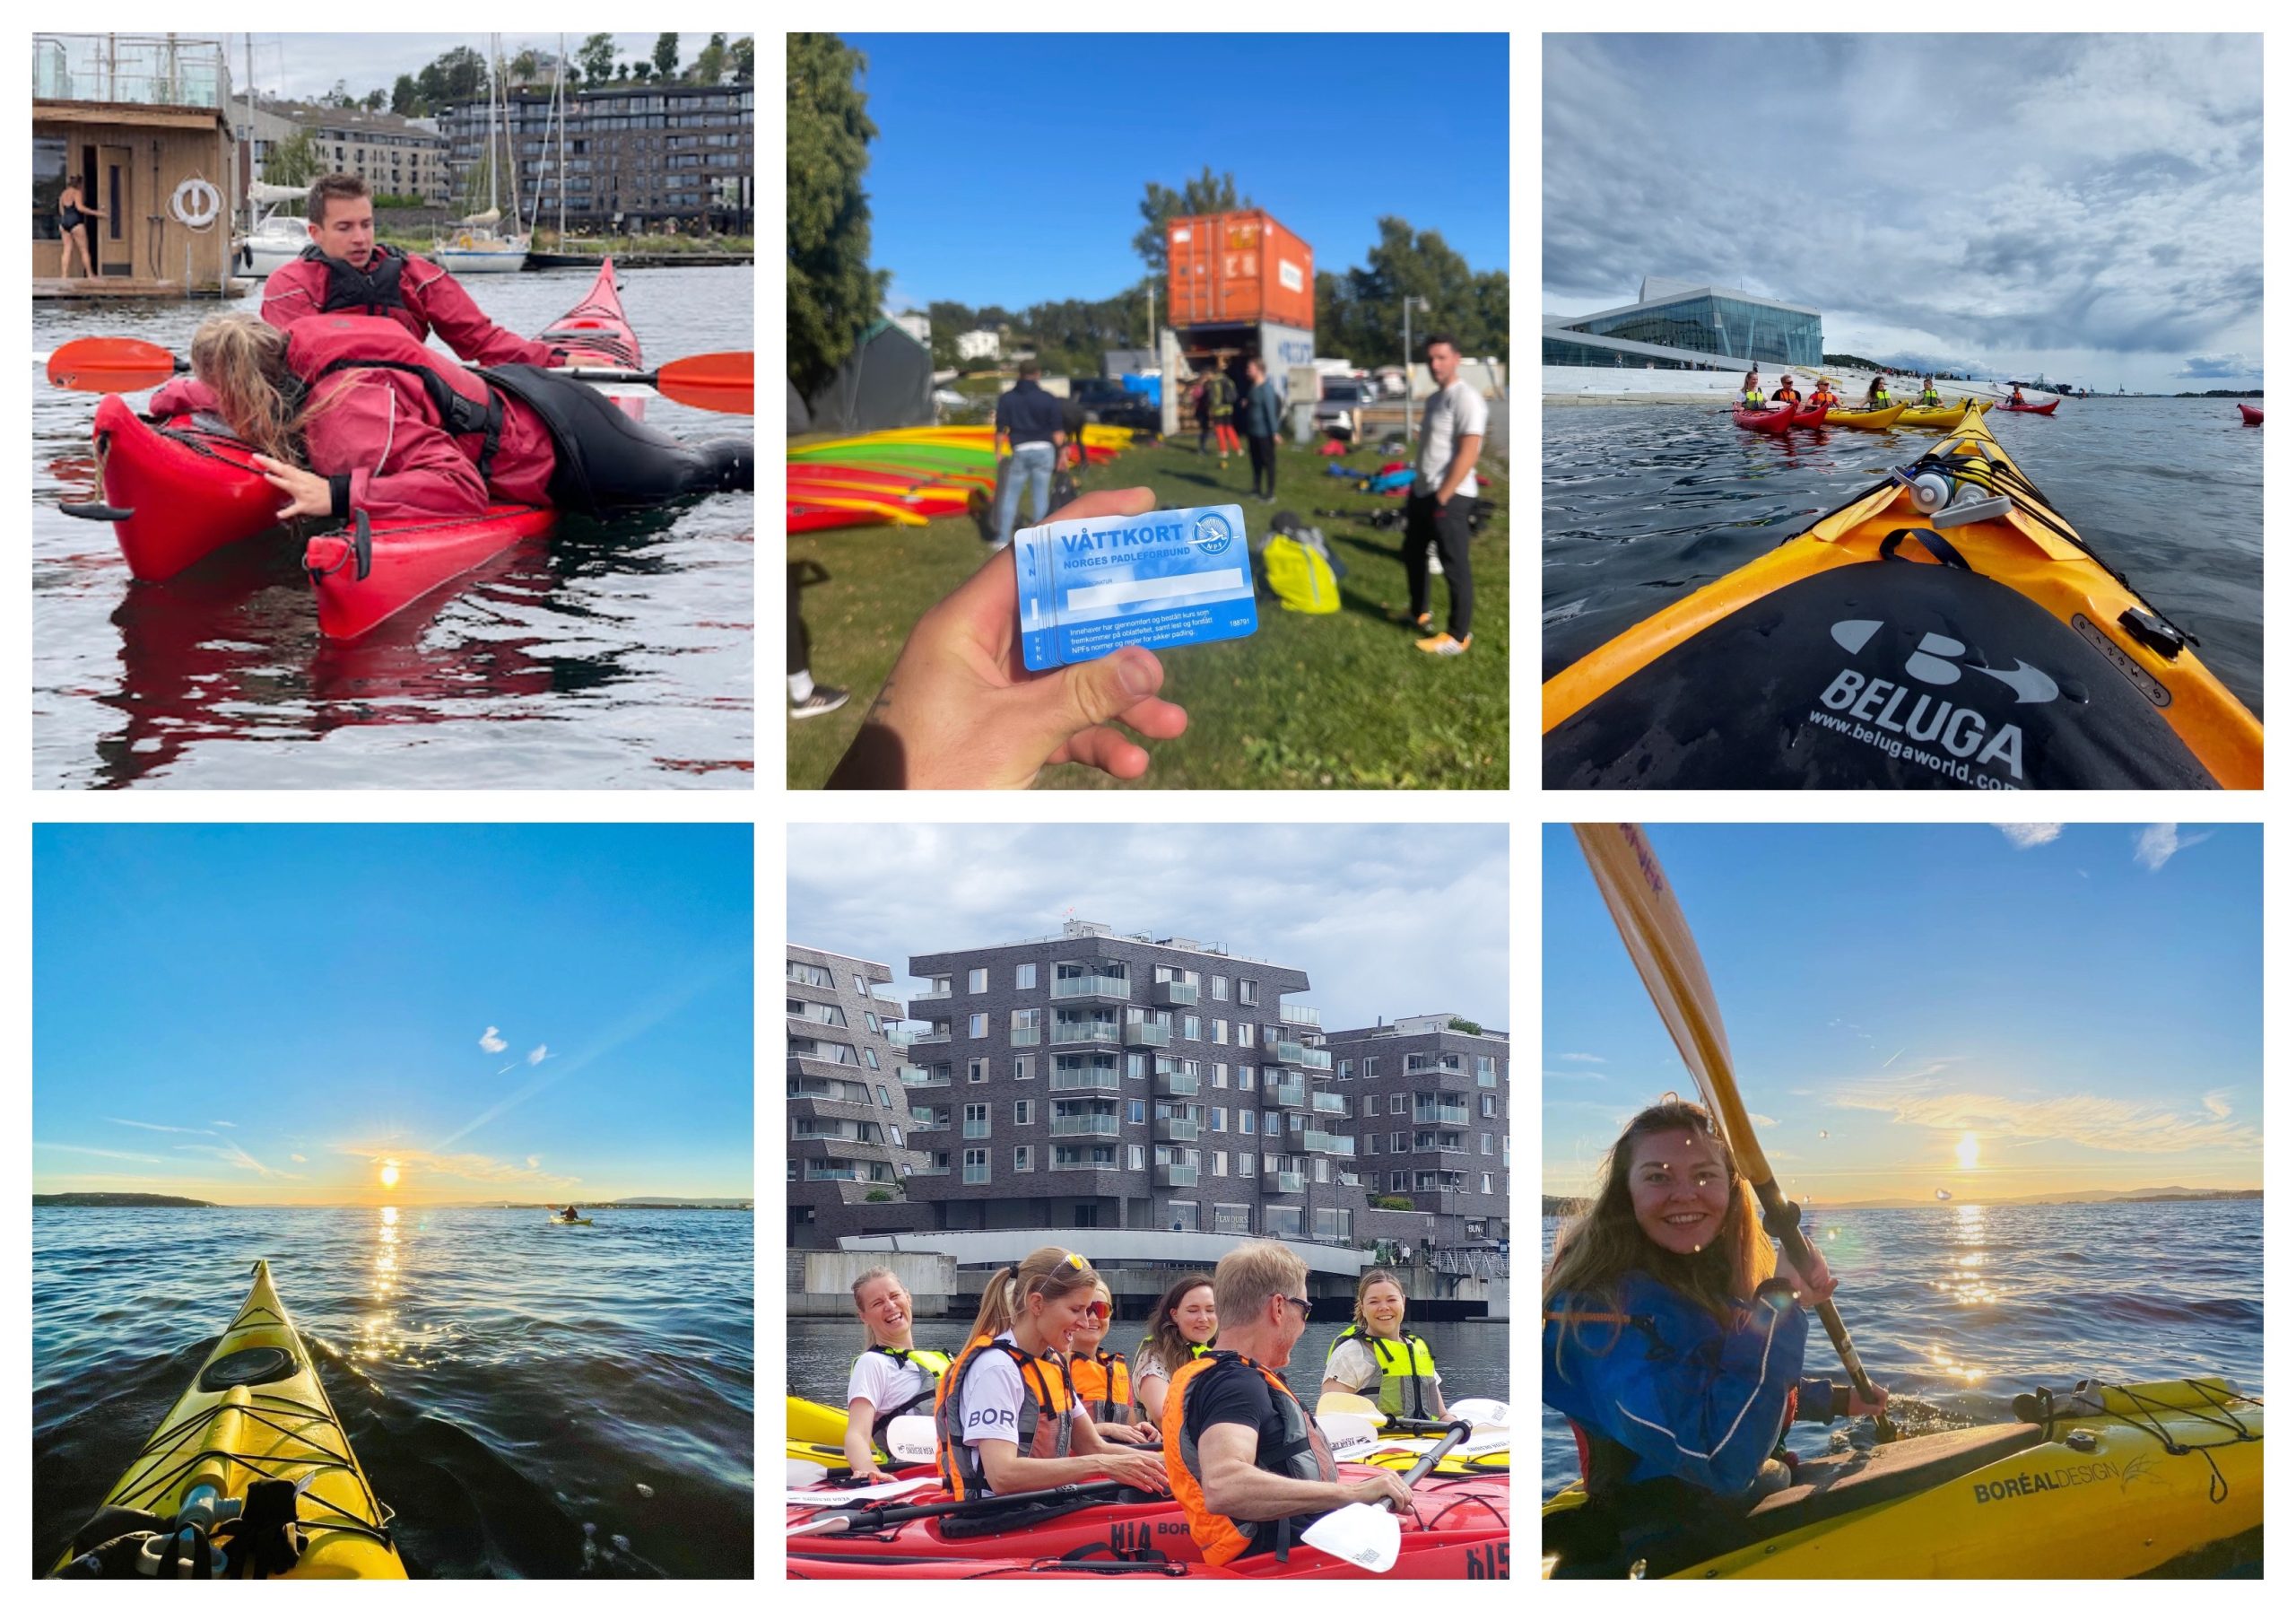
1318;1013;1510;1245
894;919;1370;1245
787;945;925;1249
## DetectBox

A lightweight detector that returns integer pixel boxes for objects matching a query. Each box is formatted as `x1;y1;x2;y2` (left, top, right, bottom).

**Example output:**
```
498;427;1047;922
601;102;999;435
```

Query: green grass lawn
787;439;1509;789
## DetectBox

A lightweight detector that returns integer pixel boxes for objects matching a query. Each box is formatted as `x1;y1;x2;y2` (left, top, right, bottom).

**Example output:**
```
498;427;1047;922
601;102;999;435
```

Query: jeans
1403;491;1476;637
993;440;1057;545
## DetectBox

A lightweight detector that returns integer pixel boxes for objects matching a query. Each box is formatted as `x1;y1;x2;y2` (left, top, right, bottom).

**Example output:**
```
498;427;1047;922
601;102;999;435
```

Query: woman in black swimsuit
57;177;94;277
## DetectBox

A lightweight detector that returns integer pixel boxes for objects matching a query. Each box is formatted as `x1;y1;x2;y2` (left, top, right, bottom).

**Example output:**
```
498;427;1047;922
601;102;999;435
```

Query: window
1362;1134;1379;1156
1213;1062;1229;1088
969;1058;990;1084
1013;1100;1034;1125
1237;1151;1256;1176
1014;1146;1033;1172
863;1048;880;1069
1481;1172;1494;1195
1016;963;1039;989
964;1103;991;1138
853;974;867;994
968;1013;987;1039
1128;1098;1146;1124
1476;1054;1498;1085
1210;975;1229;1001
1213;1201;1250;1233
1167;1200;1199;1231
888;1124;904;1146
1387;1094;1406;1114
1184;1015;1200;1041
865;1011;879;1033
1391;1130;1407;1154
1390;1170;1406;1192
1238;1066;1256;1091
1363;1056;1378;1079
1239;1109;1257;1136
1011;1007;1041;1046
1212;1150;1228;1176
1207;1107;1226;1133
1213;1019;1229;1045
962;1147;989;1184
1239;1022;1257;1047
1336;1059;1352;1078
1482;1094;1499;1117
1361;1095;1378;1118
1481;1132;1493;1154
968;968;987;993
1127;1146;1145;1172
1013;1056;1034;1080
1239;980;1259;1006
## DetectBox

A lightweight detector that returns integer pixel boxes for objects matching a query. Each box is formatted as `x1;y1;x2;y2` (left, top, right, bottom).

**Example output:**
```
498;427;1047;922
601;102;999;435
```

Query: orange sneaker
1414;632;1472;656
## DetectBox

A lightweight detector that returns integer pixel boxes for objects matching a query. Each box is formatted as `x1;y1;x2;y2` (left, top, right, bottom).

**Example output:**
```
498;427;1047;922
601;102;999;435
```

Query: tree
1447;1017;1483;1034
577;32;617;89
787;33;886;396
652;33;681;81
262;129;323;188
361;88;387;112
390;74;420;116
1312;216;1510;368
727;36;754;83
693;33;730;85
1132;168;1250;277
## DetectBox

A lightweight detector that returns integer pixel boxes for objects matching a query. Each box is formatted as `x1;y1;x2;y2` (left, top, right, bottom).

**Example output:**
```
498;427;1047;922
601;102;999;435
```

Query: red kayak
1733;405;1796;434
790;1532;1511;1580
2239;404;2262;425
1790;400;1830;427
1997;397;2060;414
78;260;642;638
787;1468;1508;1565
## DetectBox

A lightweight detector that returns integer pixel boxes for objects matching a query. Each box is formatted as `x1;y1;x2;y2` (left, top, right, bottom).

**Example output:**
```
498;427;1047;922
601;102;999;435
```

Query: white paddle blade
1301;1501;1403;1573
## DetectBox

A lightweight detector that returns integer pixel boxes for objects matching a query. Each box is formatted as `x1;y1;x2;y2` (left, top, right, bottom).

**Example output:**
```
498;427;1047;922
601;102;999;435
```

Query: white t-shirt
955;1332;1089;1451
845;1349;936;1425
1414;379;1490;499
1325;1337;1444;1394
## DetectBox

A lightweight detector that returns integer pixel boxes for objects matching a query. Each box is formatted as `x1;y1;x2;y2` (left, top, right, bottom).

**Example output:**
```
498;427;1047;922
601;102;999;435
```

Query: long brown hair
966;1246;1097;1339
1135;1273;1216;1375
1543;1101;1775;1376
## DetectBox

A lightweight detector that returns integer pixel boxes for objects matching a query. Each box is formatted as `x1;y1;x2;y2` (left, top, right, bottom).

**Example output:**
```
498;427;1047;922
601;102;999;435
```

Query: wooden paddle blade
658;351;753;414
47;336;182;393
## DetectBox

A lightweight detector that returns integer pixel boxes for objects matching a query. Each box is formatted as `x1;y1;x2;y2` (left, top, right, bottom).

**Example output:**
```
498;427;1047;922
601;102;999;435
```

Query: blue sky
34;825;753;1205
843;33;1510;309
788;823;1509;1034
1544;34;2263;393
1544;823;2261;1203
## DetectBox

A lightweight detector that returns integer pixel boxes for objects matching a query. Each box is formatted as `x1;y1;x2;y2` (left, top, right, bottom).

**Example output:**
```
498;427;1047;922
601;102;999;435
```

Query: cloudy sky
788;823;1509;1033
1544;34;2262;394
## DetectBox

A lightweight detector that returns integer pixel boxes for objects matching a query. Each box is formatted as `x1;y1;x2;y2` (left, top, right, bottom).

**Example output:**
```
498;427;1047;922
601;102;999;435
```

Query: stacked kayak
83;259;641;639
787;423;1143;535
1823;404;1905;429
1544;401;2263;789
51;1260;405;1579
2239;404;2263;424
1543;1377;2260;1580
790;1467;1509;1569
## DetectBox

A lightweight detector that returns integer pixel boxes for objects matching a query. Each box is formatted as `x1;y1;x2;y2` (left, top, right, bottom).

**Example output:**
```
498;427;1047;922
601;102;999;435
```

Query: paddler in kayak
148;309;747;536
1067;1277;1144;1438
932;1247;1168;1499
1858;373;1894;410
261;173;601;369
1769;372;1803;409
1542;1101;1889;1538
1133;1272;1219;1424
1319;1268;1447;1420
1916;374;1943;407
1163;1241;1413;1566
1807;377;1840;415
839;1267;951;1481
554;1206;585;1223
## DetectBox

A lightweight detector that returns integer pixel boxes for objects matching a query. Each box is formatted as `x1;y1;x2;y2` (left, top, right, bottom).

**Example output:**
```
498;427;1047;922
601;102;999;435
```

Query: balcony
1266;1170;1307;1194
1262;1077;1308;1110
1050;1155;1124;1172
1279;1002;1322;1027
912;983;952;1000
1157;1068;1200;1098
1153;979;1200;1007
901;1068;950;1088
1158;1163;1199;1189
1050;1067;1121;1093
1053;973;1132;1001
1123;1015;1171;1049
1414;1102;1472;1125
1275;1039;1333;1071
1303;1129;1355;1156
908;1117;950;1133
912;1026;952;1046
1049;1114;1123;1137
1051;1021;1122;1047
1154;1114;1200;1142
1311;1090;1351;1116
911;1163;950;1177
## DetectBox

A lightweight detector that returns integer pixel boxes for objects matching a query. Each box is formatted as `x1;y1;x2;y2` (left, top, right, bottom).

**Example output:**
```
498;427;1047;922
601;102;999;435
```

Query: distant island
34;1192;215;1208
1544;1187;2259;1218
35;1193;754;1211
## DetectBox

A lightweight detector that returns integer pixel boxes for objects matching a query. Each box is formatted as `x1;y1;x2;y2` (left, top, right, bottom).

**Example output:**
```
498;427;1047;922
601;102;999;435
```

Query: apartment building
786;945;922;1249
1320;1013;1510;1244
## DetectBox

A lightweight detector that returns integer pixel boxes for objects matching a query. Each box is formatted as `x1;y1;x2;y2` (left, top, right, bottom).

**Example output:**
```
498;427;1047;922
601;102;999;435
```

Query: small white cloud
526;1045;549;1067
2134;823;2208;872
1558;1052;1606;1064
1996;823;2064;850
480;1026;507;1053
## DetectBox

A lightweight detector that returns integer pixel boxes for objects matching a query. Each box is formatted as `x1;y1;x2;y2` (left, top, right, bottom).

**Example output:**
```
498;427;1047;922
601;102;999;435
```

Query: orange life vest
1161;1349;1337;1565
933;1332;1077;1499
1068;1349;1133;1421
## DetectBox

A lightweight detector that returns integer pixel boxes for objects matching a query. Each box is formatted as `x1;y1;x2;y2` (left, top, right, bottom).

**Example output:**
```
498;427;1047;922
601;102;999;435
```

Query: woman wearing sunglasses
1066;1277;1156;1442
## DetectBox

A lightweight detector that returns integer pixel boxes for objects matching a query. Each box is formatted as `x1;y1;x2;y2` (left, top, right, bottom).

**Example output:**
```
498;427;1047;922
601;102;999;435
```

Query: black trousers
1247;432;1276;497
1403;491;1475;638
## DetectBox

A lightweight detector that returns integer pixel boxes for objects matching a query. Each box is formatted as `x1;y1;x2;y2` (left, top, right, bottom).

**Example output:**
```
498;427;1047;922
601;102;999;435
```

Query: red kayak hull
789;1532;1511;1580
1997;397;2059;414
1790;401;1830;427
1733;405;1796;434
92;258;642;638
2239;404;2262;424
786;1469;1509;1565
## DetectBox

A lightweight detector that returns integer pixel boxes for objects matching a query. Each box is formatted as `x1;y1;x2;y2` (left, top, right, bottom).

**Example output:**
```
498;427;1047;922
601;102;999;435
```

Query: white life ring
171;179;222;230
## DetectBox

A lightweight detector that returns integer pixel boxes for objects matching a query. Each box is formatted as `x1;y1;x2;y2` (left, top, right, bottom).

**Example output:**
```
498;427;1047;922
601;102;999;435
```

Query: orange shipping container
1165;210;1316;332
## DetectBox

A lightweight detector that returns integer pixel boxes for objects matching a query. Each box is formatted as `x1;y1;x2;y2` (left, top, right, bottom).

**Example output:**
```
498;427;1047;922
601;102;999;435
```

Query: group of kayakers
832;1242;1453;1568
1739;367;1914;414
152;170;746;542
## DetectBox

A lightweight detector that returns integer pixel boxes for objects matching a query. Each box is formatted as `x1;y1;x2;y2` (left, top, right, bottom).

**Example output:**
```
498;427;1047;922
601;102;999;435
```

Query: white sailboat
234;180;311;278
434;34;529;274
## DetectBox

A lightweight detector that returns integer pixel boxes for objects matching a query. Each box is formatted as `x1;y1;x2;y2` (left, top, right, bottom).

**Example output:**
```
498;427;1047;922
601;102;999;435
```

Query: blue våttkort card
1013;503;1259;671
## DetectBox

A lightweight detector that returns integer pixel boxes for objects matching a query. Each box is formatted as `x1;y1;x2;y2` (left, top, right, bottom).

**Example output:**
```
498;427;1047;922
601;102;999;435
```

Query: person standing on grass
1403;334;1486;657
1205;364;1239;466
1238;357;1283;502
990;359;1067;549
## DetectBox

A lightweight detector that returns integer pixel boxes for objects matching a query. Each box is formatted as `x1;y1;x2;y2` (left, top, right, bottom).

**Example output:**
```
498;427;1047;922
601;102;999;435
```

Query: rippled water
1541;402;2264;719
31;266;754;789
1539;1198;2264;1493
33;1206;754;1578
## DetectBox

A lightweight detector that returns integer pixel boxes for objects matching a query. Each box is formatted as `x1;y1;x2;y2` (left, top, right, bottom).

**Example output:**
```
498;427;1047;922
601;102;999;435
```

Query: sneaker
1428;553;1445;576
1414;632;1471;656
790;685;851;719
1396;609;1432;631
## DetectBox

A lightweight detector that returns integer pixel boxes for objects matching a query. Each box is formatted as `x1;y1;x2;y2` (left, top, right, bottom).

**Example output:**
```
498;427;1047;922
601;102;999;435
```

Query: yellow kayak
1897;399;1996;428
1823;404;1907;429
